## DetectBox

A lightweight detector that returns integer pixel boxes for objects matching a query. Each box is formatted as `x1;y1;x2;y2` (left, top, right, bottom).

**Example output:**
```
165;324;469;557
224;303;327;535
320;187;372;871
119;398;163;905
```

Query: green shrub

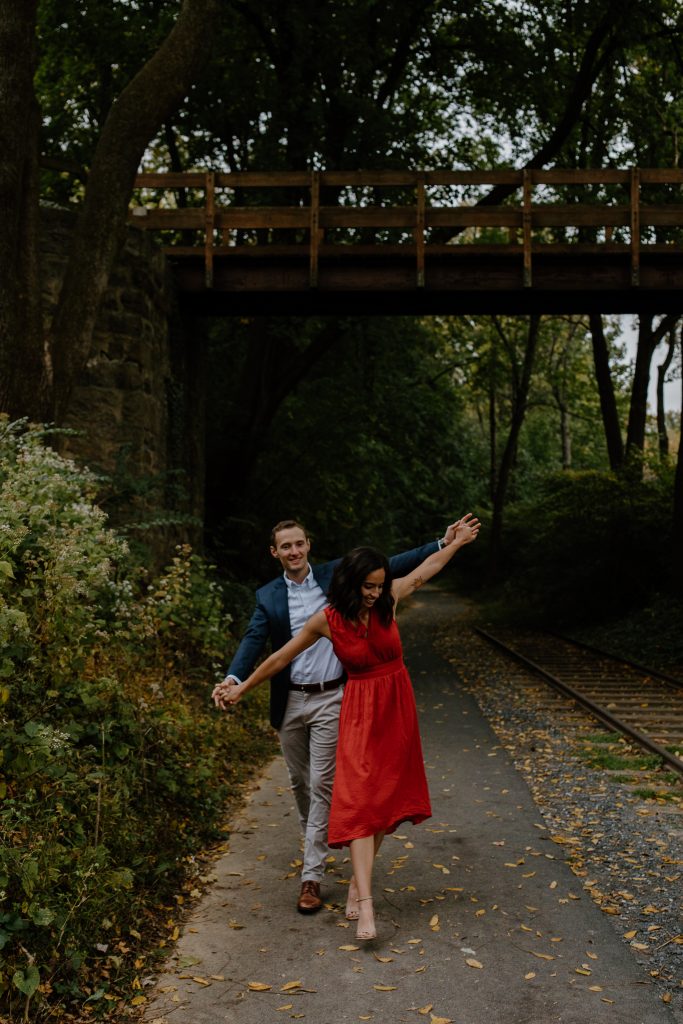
0;418;276;1020
495;469;673;624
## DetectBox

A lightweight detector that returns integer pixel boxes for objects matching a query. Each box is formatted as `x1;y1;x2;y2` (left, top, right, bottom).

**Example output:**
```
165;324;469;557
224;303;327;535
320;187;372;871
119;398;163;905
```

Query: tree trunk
489;316;541;578
559;402;572;469
0;0;49;419
489;341;498;504
48;0;220;422
656;327;677;458
589;313;624;470
625;313;679;472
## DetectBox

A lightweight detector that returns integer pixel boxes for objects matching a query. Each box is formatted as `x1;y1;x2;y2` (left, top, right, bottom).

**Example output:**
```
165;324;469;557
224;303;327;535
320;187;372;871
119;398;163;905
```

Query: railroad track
475;626;683;779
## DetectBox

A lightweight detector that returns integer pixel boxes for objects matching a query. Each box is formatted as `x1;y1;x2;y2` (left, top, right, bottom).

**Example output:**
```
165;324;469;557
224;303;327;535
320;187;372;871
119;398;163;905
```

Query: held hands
442;512;481;547
454;512;481;546
212;677;243;710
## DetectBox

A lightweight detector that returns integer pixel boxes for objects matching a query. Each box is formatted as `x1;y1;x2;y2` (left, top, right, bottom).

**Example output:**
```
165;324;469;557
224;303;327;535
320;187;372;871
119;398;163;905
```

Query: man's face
270;526;311;576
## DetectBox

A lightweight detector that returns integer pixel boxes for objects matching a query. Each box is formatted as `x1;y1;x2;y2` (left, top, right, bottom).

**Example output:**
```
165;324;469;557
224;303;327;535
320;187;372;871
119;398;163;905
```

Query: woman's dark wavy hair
328;547;394;627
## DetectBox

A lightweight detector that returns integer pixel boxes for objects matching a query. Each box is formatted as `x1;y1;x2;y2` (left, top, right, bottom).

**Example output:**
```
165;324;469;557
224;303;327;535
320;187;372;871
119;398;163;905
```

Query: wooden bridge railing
129;169;683;289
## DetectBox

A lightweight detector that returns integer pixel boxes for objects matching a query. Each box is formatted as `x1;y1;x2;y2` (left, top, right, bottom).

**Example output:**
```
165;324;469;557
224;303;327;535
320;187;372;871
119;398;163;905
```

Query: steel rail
545;630;683;692
474;626;683;779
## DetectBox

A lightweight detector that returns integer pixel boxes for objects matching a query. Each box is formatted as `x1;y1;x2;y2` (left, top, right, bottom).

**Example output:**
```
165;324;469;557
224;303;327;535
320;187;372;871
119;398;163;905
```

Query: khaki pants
277;685;344;882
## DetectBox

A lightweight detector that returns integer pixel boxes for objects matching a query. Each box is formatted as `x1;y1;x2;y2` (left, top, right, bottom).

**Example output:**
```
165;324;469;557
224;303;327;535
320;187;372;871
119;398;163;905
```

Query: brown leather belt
288;676;344;693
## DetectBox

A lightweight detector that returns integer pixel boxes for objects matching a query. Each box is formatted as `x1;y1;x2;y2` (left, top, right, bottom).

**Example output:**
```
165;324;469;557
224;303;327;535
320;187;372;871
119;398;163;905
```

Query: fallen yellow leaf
529;952;555;961
247;981;272;991
373;984;397;991
339;945;360;951
280;980;302;991
276;1006;293;1012
418;1006;433;1015
465;959;483;969
524;972;536;980
430;1015;453;1024
589;986;603;992
130;996;146;1006
373;955;393;963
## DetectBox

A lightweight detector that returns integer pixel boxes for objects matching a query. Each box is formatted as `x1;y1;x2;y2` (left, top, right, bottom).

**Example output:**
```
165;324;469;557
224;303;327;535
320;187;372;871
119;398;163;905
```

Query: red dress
324;606;432;847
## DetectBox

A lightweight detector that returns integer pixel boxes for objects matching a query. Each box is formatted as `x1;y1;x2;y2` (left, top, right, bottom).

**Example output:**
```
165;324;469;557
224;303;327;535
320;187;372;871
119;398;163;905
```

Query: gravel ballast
436;616;683;1014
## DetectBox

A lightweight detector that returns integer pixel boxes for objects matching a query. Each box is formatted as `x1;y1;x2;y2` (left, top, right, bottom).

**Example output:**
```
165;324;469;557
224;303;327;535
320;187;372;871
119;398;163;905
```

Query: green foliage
491;468;675;624
571;592;683;673
206;315;488;573
37;0;178;200
0;419;276;1020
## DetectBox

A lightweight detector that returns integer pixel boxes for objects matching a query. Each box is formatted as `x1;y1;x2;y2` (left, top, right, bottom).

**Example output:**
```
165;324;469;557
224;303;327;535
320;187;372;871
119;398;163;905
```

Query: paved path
144;588;678;1024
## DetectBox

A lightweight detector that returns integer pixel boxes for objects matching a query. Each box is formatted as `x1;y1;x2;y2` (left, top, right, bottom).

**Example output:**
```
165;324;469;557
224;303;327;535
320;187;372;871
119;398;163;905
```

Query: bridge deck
169;247;683;315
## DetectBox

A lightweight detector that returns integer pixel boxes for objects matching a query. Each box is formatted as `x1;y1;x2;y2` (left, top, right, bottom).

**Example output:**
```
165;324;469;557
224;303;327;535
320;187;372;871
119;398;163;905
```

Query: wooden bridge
129;169;683;314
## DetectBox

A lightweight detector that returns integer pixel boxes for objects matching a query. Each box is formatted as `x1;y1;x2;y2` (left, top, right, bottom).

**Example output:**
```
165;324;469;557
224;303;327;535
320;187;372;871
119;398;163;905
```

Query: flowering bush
0;419;275;1020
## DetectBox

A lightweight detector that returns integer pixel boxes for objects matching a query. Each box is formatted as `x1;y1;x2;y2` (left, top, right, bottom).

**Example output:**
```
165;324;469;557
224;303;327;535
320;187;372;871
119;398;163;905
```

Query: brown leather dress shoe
297;880;322;914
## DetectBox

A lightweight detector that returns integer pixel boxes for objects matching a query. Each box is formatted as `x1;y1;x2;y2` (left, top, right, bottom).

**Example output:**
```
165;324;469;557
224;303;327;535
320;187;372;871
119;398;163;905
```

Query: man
213;518;460;914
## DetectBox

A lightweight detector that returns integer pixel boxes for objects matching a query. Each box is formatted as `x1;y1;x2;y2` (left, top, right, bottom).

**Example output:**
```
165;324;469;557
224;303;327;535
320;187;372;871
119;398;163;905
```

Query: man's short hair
270;519;310;547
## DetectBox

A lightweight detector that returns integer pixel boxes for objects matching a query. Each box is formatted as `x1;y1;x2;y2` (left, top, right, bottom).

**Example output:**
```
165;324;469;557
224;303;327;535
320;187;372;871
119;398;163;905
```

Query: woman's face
360;568;385;610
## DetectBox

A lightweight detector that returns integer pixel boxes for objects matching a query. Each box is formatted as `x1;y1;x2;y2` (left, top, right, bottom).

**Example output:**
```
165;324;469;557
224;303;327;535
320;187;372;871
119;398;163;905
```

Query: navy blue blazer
227;541;440;729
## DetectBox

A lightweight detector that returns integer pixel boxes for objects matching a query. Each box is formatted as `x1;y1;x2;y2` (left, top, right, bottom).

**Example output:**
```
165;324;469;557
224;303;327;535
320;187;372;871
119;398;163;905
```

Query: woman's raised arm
391;513;480;605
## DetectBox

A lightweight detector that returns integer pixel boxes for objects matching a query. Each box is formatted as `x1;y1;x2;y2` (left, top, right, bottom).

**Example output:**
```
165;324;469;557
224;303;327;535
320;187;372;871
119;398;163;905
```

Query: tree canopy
1;0;682;572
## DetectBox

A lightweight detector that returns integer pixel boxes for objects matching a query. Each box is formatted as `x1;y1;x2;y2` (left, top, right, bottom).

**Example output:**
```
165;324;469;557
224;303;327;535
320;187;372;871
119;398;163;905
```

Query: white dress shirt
285;567;342;684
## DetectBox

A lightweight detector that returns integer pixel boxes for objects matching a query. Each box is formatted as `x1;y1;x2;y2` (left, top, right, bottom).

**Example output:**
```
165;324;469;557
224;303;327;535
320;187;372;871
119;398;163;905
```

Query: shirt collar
284;565;314;589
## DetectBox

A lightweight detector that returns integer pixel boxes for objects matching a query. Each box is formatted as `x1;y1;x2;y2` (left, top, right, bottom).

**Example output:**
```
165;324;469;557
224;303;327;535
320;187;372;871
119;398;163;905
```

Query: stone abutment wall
41;206;205;564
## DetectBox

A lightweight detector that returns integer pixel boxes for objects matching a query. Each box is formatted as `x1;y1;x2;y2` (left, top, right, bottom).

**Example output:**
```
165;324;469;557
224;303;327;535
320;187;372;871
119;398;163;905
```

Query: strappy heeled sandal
345;884;360;920
355;896;376;941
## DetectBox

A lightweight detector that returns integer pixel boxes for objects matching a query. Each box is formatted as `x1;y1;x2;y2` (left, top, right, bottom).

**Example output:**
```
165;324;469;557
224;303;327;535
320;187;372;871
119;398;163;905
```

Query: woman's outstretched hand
454;512;481;546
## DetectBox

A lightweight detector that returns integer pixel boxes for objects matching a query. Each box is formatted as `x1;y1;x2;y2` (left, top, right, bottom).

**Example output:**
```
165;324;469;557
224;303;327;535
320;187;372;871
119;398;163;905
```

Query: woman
215;513;480;940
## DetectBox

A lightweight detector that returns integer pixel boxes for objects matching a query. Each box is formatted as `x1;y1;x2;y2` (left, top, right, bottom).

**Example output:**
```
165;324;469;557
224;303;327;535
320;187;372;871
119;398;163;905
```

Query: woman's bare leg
347;831;385;918
350;834;382;938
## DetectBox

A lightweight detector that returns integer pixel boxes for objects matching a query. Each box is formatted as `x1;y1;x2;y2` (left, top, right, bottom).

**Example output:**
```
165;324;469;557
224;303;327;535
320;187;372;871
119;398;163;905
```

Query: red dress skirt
325;606;431;847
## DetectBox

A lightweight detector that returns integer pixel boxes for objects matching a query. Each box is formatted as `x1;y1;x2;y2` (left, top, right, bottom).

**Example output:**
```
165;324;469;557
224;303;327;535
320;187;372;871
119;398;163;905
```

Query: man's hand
212;676;243;710
441;517;462;546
